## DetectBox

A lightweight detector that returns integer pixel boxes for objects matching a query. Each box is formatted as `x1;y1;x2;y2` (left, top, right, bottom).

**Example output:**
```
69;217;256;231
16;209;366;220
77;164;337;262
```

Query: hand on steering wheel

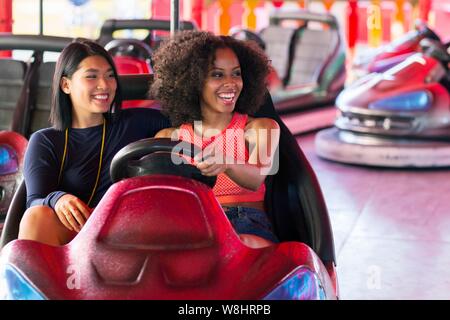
110;138;217;188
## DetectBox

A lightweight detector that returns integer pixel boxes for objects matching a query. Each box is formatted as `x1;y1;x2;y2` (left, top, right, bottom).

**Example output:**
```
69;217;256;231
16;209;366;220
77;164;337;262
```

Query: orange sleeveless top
179;112;266;204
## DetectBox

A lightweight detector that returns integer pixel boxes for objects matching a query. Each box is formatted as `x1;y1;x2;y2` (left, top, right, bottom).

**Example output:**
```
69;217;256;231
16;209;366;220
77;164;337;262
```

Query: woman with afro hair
152;31;280;248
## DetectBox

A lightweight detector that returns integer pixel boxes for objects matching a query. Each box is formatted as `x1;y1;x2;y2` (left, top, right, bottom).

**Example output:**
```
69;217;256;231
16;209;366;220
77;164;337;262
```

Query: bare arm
155;127;178;139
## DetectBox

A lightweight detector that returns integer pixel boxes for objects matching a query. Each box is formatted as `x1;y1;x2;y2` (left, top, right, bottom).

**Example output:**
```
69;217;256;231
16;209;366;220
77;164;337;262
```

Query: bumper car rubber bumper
315;127;450;168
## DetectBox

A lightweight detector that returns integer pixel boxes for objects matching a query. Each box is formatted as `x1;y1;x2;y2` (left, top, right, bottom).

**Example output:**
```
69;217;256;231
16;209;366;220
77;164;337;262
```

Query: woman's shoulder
25;128;64;159
155;127;178;139
246;115;280;130
29;127;62;144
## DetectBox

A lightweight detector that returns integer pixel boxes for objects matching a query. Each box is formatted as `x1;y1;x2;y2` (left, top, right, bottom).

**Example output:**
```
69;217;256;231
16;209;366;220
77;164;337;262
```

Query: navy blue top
24;108;170;209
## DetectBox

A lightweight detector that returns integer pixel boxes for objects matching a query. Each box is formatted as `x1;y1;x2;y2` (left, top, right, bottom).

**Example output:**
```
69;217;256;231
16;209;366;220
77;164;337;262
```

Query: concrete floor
297;133;450;300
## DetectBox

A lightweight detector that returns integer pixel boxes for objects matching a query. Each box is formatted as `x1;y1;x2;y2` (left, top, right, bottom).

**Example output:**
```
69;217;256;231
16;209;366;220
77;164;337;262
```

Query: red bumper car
0;81;337;300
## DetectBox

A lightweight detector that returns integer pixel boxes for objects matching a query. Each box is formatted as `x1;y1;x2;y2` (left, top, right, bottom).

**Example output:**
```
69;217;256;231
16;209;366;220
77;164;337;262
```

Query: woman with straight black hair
19;38;170;245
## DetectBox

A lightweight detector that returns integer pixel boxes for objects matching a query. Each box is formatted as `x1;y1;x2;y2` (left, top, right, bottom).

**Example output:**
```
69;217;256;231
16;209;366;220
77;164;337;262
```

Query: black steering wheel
110;138;217;188
420;38;450;65
419;23;441;43
229;27;266;50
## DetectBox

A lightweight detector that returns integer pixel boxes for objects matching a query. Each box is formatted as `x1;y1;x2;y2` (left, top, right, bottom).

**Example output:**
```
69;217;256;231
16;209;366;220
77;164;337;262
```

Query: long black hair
50;38;122;130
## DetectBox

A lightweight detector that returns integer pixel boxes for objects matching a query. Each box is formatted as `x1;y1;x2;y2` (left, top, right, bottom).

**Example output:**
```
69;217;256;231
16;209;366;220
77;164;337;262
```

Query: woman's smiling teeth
218;92;236;103
93;94;109;101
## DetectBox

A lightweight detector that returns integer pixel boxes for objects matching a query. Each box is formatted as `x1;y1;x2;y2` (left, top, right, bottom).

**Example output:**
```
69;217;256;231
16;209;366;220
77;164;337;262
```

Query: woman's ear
60;77;71;94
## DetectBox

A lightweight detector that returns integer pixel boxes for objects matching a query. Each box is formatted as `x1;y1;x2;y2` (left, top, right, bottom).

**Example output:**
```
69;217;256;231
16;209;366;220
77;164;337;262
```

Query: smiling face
60;55;117;126
200;47;243;117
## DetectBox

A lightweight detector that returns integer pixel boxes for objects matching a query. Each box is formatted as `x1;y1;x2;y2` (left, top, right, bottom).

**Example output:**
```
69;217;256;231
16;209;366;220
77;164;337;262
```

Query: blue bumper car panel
263;266;326;300
0;144;19;176
369;91;432;112
0;264;45;300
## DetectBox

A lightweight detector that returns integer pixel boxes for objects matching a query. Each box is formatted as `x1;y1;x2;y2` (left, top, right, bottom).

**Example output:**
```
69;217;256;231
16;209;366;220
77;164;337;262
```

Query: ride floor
297;132;450;300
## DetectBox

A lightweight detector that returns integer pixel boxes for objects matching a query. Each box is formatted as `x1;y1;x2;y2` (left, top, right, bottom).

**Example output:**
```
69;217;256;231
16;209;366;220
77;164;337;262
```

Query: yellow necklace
57;119;106;207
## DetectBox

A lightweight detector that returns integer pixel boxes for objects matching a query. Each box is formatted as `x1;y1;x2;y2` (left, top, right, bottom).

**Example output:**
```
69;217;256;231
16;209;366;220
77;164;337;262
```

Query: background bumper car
352;21;441;79
0;132;27;235
230;10;346;135
316;37;450;168
97;18;197;51
99;19;197;109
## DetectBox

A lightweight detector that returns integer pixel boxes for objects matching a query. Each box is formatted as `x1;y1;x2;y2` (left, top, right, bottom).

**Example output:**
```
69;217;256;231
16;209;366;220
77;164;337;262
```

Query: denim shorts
223;206;279;243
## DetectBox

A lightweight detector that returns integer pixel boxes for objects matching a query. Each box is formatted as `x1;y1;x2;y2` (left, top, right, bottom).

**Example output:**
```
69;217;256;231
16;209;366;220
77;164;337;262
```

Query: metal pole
170;0;180;37
39;0;43;35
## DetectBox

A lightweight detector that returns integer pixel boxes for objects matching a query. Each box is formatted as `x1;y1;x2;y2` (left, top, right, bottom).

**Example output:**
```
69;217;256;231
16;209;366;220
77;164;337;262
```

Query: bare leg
18;206;76;246
239;234;274;248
